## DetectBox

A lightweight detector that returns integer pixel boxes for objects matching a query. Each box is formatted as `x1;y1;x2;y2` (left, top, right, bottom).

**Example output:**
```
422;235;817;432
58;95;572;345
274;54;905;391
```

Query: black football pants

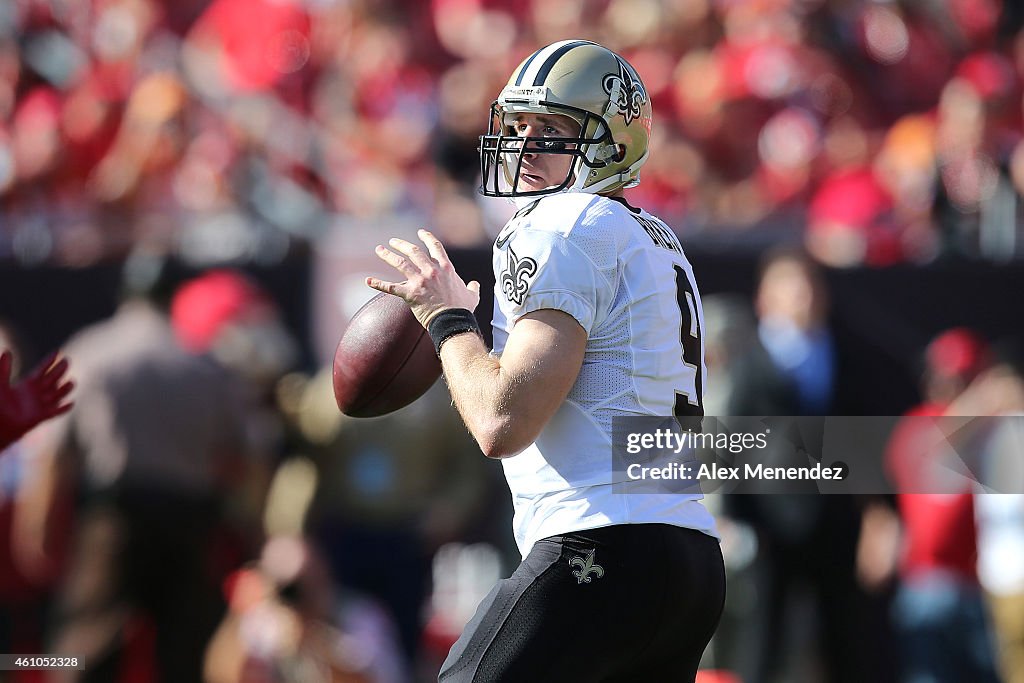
438;523;726;682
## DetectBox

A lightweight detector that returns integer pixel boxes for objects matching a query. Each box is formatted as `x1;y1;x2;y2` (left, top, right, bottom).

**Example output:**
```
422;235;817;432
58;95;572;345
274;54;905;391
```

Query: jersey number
673;265;704;421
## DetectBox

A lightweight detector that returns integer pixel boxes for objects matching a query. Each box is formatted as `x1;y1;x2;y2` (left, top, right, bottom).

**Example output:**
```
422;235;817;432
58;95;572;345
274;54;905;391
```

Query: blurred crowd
1;0;1024;267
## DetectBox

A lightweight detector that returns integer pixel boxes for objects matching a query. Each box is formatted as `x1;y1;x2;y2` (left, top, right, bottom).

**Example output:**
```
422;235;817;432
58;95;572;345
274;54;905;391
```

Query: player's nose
520;130;541;158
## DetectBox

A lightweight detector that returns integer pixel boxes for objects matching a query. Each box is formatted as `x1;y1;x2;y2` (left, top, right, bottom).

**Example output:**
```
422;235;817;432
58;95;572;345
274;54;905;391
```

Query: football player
368;40;724;681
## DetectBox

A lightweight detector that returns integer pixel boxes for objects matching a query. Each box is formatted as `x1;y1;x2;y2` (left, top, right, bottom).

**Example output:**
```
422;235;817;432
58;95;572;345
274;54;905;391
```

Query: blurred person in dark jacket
702;294;798;418
169;268;300;544
18;254;281;683
725;251;868;683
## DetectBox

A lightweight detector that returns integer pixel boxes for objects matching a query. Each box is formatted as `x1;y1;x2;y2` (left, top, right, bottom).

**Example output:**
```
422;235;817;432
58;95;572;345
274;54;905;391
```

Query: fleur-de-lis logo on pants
569;549;605;585
501;246;537;305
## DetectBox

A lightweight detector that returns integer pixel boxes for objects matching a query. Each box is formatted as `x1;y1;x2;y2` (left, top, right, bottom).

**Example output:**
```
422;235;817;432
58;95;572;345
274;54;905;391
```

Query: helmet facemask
479;100;618;198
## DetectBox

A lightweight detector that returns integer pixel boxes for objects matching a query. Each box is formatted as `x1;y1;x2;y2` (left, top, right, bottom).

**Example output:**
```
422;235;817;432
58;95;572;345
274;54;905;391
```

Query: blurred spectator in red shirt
860;328;1002;683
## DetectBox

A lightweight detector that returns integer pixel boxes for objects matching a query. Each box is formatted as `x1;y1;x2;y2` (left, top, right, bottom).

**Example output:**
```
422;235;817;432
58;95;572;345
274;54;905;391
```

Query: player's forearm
439;332;539;459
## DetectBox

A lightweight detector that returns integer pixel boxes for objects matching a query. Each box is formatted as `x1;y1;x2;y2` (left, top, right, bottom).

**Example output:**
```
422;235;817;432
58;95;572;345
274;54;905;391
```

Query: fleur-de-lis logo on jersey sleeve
569;549;605;584
501;246;537;305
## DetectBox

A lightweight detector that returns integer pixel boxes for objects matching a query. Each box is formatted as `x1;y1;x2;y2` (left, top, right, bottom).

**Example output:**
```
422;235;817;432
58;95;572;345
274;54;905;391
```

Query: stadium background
1;0;1024;682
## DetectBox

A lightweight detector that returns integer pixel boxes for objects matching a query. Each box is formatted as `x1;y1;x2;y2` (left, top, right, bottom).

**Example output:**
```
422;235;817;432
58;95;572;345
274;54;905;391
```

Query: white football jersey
491;192;718;557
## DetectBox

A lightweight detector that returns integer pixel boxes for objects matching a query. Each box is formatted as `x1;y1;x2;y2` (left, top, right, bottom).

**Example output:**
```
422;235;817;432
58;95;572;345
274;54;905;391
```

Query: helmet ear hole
613;144;627;163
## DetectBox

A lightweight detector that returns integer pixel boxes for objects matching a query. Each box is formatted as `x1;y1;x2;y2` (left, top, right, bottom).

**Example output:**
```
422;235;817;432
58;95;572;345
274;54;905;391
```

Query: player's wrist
427;308;481;356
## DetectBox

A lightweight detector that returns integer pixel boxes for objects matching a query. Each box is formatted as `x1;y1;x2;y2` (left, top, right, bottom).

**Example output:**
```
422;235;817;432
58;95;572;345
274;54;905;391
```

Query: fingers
35;386;74;421
25;366;74;411
39;400;74;422
468;281;481;295
418;230;451;268
371;232;471;315
366;276;404;298
26;355;69;397
37;351;60;372
47;378;74;403
374;245;417;278
25;352;61;383
388;237;434;272
378;231;451;274
39;358;69;387
30;379;72;406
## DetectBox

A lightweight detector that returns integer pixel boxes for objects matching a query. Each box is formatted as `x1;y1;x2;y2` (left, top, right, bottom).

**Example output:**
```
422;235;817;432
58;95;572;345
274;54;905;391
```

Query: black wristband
428;308;481;356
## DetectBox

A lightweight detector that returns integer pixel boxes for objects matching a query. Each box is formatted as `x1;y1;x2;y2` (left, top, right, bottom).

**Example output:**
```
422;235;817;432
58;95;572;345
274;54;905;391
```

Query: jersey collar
607;195;641;214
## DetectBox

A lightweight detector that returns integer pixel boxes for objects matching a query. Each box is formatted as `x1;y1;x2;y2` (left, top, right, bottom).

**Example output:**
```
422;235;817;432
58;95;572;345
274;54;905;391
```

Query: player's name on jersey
626;461;848;481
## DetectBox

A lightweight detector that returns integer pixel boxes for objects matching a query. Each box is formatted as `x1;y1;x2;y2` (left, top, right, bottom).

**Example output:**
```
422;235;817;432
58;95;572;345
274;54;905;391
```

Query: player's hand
0;351;74;450
367;229;481;327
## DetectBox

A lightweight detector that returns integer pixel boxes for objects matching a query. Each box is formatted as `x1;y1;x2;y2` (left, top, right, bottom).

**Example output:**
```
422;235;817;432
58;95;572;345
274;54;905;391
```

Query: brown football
332;293;441;417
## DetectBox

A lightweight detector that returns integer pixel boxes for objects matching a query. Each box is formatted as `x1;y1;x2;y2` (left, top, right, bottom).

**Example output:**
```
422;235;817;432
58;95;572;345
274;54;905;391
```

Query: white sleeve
499;228;613;334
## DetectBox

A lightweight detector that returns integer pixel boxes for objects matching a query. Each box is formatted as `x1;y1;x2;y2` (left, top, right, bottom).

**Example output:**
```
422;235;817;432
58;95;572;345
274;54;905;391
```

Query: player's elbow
474;415;533;459
478;439;514;459
475;426;519;459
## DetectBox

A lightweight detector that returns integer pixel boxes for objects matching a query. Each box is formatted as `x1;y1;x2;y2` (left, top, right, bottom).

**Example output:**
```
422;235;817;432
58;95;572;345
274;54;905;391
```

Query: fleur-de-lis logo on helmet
569;549;605;585
602;58;647;127
501;246;537;305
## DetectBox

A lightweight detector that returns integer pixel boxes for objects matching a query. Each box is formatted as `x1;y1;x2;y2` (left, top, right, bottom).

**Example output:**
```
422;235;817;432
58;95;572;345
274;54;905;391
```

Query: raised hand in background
0;350;74;451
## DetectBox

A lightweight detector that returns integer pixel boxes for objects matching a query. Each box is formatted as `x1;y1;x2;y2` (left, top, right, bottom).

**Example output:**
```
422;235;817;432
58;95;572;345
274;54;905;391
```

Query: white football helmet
479;40;653;198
